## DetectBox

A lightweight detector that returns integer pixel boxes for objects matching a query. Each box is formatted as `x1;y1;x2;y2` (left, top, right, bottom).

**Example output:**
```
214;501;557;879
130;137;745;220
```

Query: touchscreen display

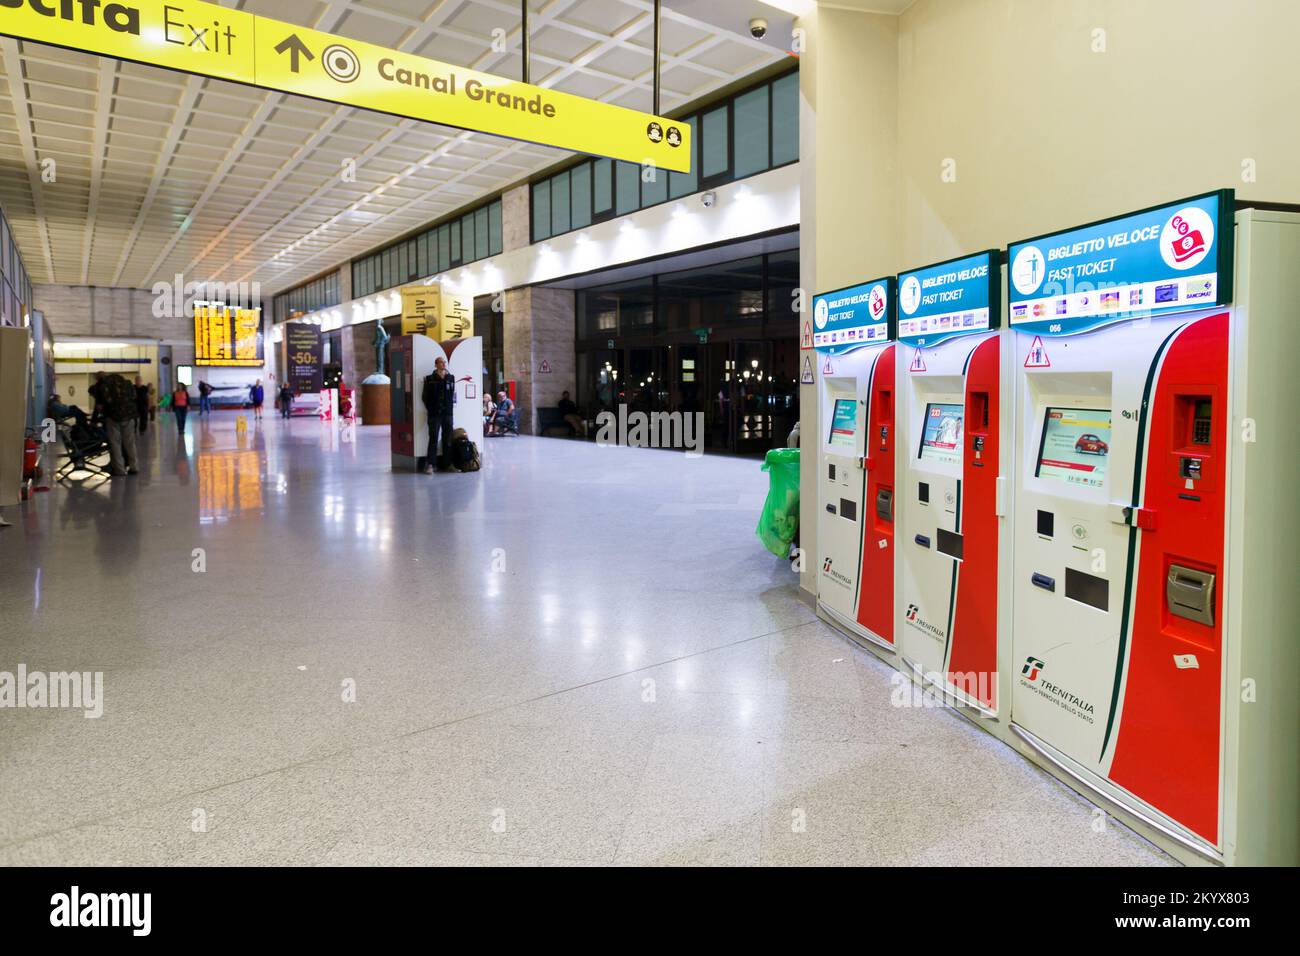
829;399;857;449
1036;407;1112;489
918;402;964;466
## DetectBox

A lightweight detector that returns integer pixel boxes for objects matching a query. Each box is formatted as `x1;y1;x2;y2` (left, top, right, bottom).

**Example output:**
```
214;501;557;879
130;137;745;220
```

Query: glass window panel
571;162;592;229
416;234;428;276
489;200;503;255
733;86;770;179
475;206;489;260
551;171;571;235
592;159;613;215
669;115;699;198
450;220;461;263
438;224;450;271
615;161;639;216
701;105;729;179
771;72;799;166
641;166;667;207
532;178;551;241
461;214;475;264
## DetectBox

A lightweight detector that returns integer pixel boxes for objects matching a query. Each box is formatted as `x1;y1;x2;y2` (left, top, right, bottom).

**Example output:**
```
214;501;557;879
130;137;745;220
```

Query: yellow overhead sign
0;0;692;172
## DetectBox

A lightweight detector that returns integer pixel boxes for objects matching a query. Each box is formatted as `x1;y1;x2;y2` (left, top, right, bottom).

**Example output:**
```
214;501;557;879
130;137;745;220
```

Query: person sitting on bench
47;393;90;429
557;390;587;437
490;392;517;435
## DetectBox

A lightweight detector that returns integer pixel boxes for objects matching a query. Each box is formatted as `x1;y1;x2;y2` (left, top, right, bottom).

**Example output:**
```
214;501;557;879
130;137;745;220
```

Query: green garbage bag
756;447;800;557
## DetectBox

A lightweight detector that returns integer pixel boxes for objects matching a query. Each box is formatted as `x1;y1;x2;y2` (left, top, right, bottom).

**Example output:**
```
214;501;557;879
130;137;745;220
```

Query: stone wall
503;286;575;434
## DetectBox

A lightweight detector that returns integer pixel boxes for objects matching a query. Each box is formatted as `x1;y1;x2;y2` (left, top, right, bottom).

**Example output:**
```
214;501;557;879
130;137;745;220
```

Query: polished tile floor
0;412;1171;865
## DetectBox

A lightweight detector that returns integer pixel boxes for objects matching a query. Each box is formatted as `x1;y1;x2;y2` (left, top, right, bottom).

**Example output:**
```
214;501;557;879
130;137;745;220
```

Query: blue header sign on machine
897;250;1000;347
1007;189;1233;337
812;277;897;355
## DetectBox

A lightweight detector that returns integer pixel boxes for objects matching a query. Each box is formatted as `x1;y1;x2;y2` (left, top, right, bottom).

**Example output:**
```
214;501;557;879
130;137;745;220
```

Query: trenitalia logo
1019;655;1096;722
820;557;853;590
903;603;945;641
0;0;142;34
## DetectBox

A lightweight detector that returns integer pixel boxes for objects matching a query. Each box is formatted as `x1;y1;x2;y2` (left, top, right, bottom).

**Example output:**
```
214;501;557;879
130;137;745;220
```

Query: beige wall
897;0;1300;265
798;0;1297;599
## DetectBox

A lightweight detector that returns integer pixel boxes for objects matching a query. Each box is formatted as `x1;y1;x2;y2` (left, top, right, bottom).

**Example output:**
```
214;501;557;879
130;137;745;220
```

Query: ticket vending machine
895;251;1012;717
1007;191;1300;865
813;278;897;652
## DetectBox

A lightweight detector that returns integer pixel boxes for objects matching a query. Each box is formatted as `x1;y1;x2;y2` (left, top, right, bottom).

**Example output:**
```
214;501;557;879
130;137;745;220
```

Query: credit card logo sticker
1155;283;1179;303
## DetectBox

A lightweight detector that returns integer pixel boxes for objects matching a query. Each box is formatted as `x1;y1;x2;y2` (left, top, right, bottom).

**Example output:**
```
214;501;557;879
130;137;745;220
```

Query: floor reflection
197;450;264;523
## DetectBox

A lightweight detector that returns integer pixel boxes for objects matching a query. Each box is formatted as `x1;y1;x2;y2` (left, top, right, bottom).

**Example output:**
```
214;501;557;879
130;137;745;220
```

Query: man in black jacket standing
421;357;456;474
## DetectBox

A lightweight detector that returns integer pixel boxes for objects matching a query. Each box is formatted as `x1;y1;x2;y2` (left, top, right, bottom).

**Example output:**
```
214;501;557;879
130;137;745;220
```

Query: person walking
248;379;265;420
198;380;214;416
134;376;150;434
89;371;139;477
278;382;294;419
421;357;456;473
172;382;191;435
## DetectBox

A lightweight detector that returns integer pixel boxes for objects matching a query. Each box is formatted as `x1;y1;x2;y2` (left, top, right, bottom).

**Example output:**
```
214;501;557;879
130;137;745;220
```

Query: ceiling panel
0;0;788;294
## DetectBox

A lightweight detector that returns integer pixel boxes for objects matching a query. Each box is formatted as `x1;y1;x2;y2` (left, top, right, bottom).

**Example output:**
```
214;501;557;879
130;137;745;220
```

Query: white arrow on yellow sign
0;0;692;172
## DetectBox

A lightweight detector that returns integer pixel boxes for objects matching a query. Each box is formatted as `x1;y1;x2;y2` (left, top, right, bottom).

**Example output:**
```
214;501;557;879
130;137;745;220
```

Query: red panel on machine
857;345;896;644
1109;312;1228;844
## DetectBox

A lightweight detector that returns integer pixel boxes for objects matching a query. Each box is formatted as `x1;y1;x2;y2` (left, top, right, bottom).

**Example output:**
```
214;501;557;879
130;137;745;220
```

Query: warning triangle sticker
823;357;835;375
538;359;552;374
800;354;815;384
909;349;927;372
801;320;813;350
1024;336;1051;368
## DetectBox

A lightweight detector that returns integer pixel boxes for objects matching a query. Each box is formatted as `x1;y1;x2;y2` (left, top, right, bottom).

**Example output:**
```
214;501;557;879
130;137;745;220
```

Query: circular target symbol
323;44;361;83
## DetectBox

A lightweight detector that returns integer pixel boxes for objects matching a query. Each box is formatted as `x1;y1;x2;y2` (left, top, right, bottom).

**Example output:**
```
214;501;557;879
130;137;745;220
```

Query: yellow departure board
195;302;264;367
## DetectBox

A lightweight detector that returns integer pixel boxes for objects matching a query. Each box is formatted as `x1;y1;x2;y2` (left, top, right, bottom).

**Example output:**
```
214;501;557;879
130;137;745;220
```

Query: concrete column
797;7;900;600
501;183;530;252
503;286;575;434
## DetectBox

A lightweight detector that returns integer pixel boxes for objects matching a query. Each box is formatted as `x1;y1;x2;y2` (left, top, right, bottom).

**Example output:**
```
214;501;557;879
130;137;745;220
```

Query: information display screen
918;402;965;466
1036;407;1112;489
194;302;264;367
828;398;858;449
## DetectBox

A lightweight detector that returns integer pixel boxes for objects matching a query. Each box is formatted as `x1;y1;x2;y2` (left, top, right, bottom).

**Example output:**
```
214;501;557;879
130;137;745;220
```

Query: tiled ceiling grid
0;0;786;296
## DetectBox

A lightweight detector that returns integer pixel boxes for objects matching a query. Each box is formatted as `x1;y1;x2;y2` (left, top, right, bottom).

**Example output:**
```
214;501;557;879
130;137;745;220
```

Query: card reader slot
1031;572;1056;593
914;534;931;548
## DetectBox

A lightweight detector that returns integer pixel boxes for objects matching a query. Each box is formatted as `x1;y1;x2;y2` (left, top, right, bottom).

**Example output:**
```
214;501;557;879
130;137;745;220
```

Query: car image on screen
1074;433;1109;455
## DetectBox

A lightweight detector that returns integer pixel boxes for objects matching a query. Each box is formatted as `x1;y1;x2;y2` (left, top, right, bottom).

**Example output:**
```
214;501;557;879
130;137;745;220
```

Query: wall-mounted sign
400;284;474;341
285;323;322;393
1007;190;1233;336
194;301;263;366
0;0;690;172
897;250;1000;347
812;277;896;355
400;286;440;338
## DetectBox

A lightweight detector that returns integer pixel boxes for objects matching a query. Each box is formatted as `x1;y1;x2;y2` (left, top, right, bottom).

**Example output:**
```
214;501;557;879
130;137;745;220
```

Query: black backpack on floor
452;436;480;472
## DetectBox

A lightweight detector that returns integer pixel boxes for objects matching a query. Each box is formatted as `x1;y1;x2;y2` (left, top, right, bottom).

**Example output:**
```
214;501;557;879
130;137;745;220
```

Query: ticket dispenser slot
1167;565;1215;626
876;488;893;522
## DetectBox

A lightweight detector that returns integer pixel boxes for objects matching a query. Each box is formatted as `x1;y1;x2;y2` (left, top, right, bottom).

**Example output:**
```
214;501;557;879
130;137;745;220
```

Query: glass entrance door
731;340;774;454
